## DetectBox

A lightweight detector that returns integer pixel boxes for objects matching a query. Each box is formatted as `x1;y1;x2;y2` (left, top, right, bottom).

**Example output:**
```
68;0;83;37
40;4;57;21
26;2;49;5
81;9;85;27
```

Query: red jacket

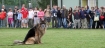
0;12;6;20
21;7;28;19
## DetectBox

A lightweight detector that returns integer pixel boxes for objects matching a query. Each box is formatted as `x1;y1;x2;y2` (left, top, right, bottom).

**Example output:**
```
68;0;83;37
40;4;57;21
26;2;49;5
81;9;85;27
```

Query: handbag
100;15;104;20
94;15;99;21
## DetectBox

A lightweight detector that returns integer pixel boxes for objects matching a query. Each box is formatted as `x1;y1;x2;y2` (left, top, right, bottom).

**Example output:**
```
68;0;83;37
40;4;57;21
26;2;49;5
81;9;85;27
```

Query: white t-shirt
34;10;39;16
28;10;34;19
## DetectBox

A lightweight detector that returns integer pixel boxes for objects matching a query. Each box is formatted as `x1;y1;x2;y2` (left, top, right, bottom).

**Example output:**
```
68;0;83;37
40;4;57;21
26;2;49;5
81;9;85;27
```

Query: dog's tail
13;40;24;45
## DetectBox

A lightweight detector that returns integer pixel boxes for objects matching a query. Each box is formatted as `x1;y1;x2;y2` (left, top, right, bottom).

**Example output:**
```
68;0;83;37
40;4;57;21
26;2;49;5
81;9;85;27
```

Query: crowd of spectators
0;4;105;29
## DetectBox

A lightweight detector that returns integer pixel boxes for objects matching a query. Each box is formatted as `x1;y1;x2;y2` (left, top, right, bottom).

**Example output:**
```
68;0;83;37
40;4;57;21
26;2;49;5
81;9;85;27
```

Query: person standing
57;7;62;28
51;5;58;28
44;5;51;28
0;9;6;28
103;7;105;29
37;8;45;21
92;6;100;29
73;9;81;29
0;5;7;27
28;8;34;28
33;7;39;26
13;6;18;28
89;7;95;29
85;5;91;28
61;5;68;28
7;8;14;28
17;9;22;28
21;4;28;28
80;7;87;29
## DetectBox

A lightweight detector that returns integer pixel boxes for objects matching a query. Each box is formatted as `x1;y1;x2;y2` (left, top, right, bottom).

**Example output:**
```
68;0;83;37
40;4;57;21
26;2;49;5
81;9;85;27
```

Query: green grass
0;28;105;48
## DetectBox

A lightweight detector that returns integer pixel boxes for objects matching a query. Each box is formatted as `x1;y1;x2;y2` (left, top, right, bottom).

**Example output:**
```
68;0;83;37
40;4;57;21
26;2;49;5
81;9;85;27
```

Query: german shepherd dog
14;19;46;45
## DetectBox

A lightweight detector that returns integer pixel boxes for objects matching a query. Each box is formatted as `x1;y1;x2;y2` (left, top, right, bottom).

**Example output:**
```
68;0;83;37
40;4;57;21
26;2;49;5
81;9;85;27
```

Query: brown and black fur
14;19;46;45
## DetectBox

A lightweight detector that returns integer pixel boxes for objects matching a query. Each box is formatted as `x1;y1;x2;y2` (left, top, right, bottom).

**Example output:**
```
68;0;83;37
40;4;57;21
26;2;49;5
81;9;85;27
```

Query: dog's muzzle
41;24;46;29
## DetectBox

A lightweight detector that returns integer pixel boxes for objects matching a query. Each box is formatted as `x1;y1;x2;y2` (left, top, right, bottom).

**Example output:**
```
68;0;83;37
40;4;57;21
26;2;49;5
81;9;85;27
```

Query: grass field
0;28;105;48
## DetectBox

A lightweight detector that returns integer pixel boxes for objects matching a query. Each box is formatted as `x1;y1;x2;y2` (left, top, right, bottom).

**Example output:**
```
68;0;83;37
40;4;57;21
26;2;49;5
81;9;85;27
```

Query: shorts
22;19;27;23
45;17;51;22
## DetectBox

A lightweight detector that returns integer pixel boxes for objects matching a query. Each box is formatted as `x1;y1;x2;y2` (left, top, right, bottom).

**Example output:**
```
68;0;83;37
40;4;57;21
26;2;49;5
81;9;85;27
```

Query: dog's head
37;18;46;30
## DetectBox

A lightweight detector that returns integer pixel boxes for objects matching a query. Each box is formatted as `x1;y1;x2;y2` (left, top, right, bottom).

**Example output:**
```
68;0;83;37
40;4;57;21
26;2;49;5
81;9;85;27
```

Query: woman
100;7;105;29
89;7;95;29
68;7;73;24
92;6;100;29
37;8;44;22
44;5;51;28
101;6;105;29
104;7;105;29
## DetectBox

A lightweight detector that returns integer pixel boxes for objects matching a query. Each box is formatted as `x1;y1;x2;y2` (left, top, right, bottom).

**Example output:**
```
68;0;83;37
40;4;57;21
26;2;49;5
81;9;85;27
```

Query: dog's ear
40;18;43;22
40;18;45;22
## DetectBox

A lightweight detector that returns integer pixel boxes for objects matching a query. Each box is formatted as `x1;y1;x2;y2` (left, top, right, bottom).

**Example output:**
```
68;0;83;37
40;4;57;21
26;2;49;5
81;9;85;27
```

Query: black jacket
57;10;61;18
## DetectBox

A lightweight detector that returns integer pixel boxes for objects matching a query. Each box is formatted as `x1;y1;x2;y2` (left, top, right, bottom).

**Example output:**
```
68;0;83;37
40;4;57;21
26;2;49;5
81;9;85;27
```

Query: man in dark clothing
80;7;87;28
89;7;95;29
57;7;62;28
51;5;58;28
73;10;81;28
61;5;68;28
13;6;18;28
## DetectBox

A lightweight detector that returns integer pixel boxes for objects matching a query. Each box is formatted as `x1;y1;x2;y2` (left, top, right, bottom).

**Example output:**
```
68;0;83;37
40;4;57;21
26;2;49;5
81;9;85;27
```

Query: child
7;8;14;28
17;9;22;28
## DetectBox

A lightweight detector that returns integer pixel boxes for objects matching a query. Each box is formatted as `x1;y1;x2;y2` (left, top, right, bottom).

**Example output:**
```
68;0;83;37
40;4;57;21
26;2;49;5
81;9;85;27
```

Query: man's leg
74;19;77;28
0;20;2;28
92;21;96;29
30;19;34;28
77;19;81;28
81;19;84;28
104;21;105;29
55;17;58;28
84;18;87;28
52;17;54;28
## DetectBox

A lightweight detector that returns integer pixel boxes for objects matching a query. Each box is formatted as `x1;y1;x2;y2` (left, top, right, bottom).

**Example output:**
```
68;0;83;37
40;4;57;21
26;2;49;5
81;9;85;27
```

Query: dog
14;19;46;45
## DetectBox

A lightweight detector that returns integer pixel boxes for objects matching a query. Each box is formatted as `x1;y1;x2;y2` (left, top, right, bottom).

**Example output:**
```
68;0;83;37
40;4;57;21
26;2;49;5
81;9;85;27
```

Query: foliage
38;0;57;9
0;0;29;7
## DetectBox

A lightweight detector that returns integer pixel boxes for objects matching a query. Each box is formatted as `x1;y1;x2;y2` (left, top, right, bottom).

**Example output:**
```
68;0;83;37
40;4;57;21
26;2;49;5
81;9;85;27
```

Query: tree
38;0;57;9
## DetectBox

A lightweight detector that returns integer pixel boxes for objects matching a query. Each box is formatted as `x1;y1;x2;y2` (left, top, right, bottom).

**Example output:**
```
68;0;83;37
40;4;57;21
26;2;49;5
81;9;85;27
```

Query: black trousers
14;20;18;27
92;21;100;29
52;17;57;28
28;19;34;28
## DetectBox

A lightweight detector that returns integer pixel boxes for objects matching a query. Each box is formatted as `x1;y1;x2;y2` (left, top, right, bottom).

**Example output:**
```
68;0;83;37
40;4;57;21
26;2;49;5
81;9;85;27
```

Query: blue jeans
57;17;62;28
62;18;67;28
103;21;105;28
0;20;3;28
88;18;93;28
16;20;21;28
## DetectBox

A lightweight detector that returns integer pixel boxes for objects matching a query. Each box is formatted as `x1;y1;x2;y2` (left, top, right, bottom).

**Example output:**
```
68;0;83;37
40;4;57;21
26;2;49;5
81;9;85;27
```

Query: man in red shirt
0;9;6;28
21;4;28;28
